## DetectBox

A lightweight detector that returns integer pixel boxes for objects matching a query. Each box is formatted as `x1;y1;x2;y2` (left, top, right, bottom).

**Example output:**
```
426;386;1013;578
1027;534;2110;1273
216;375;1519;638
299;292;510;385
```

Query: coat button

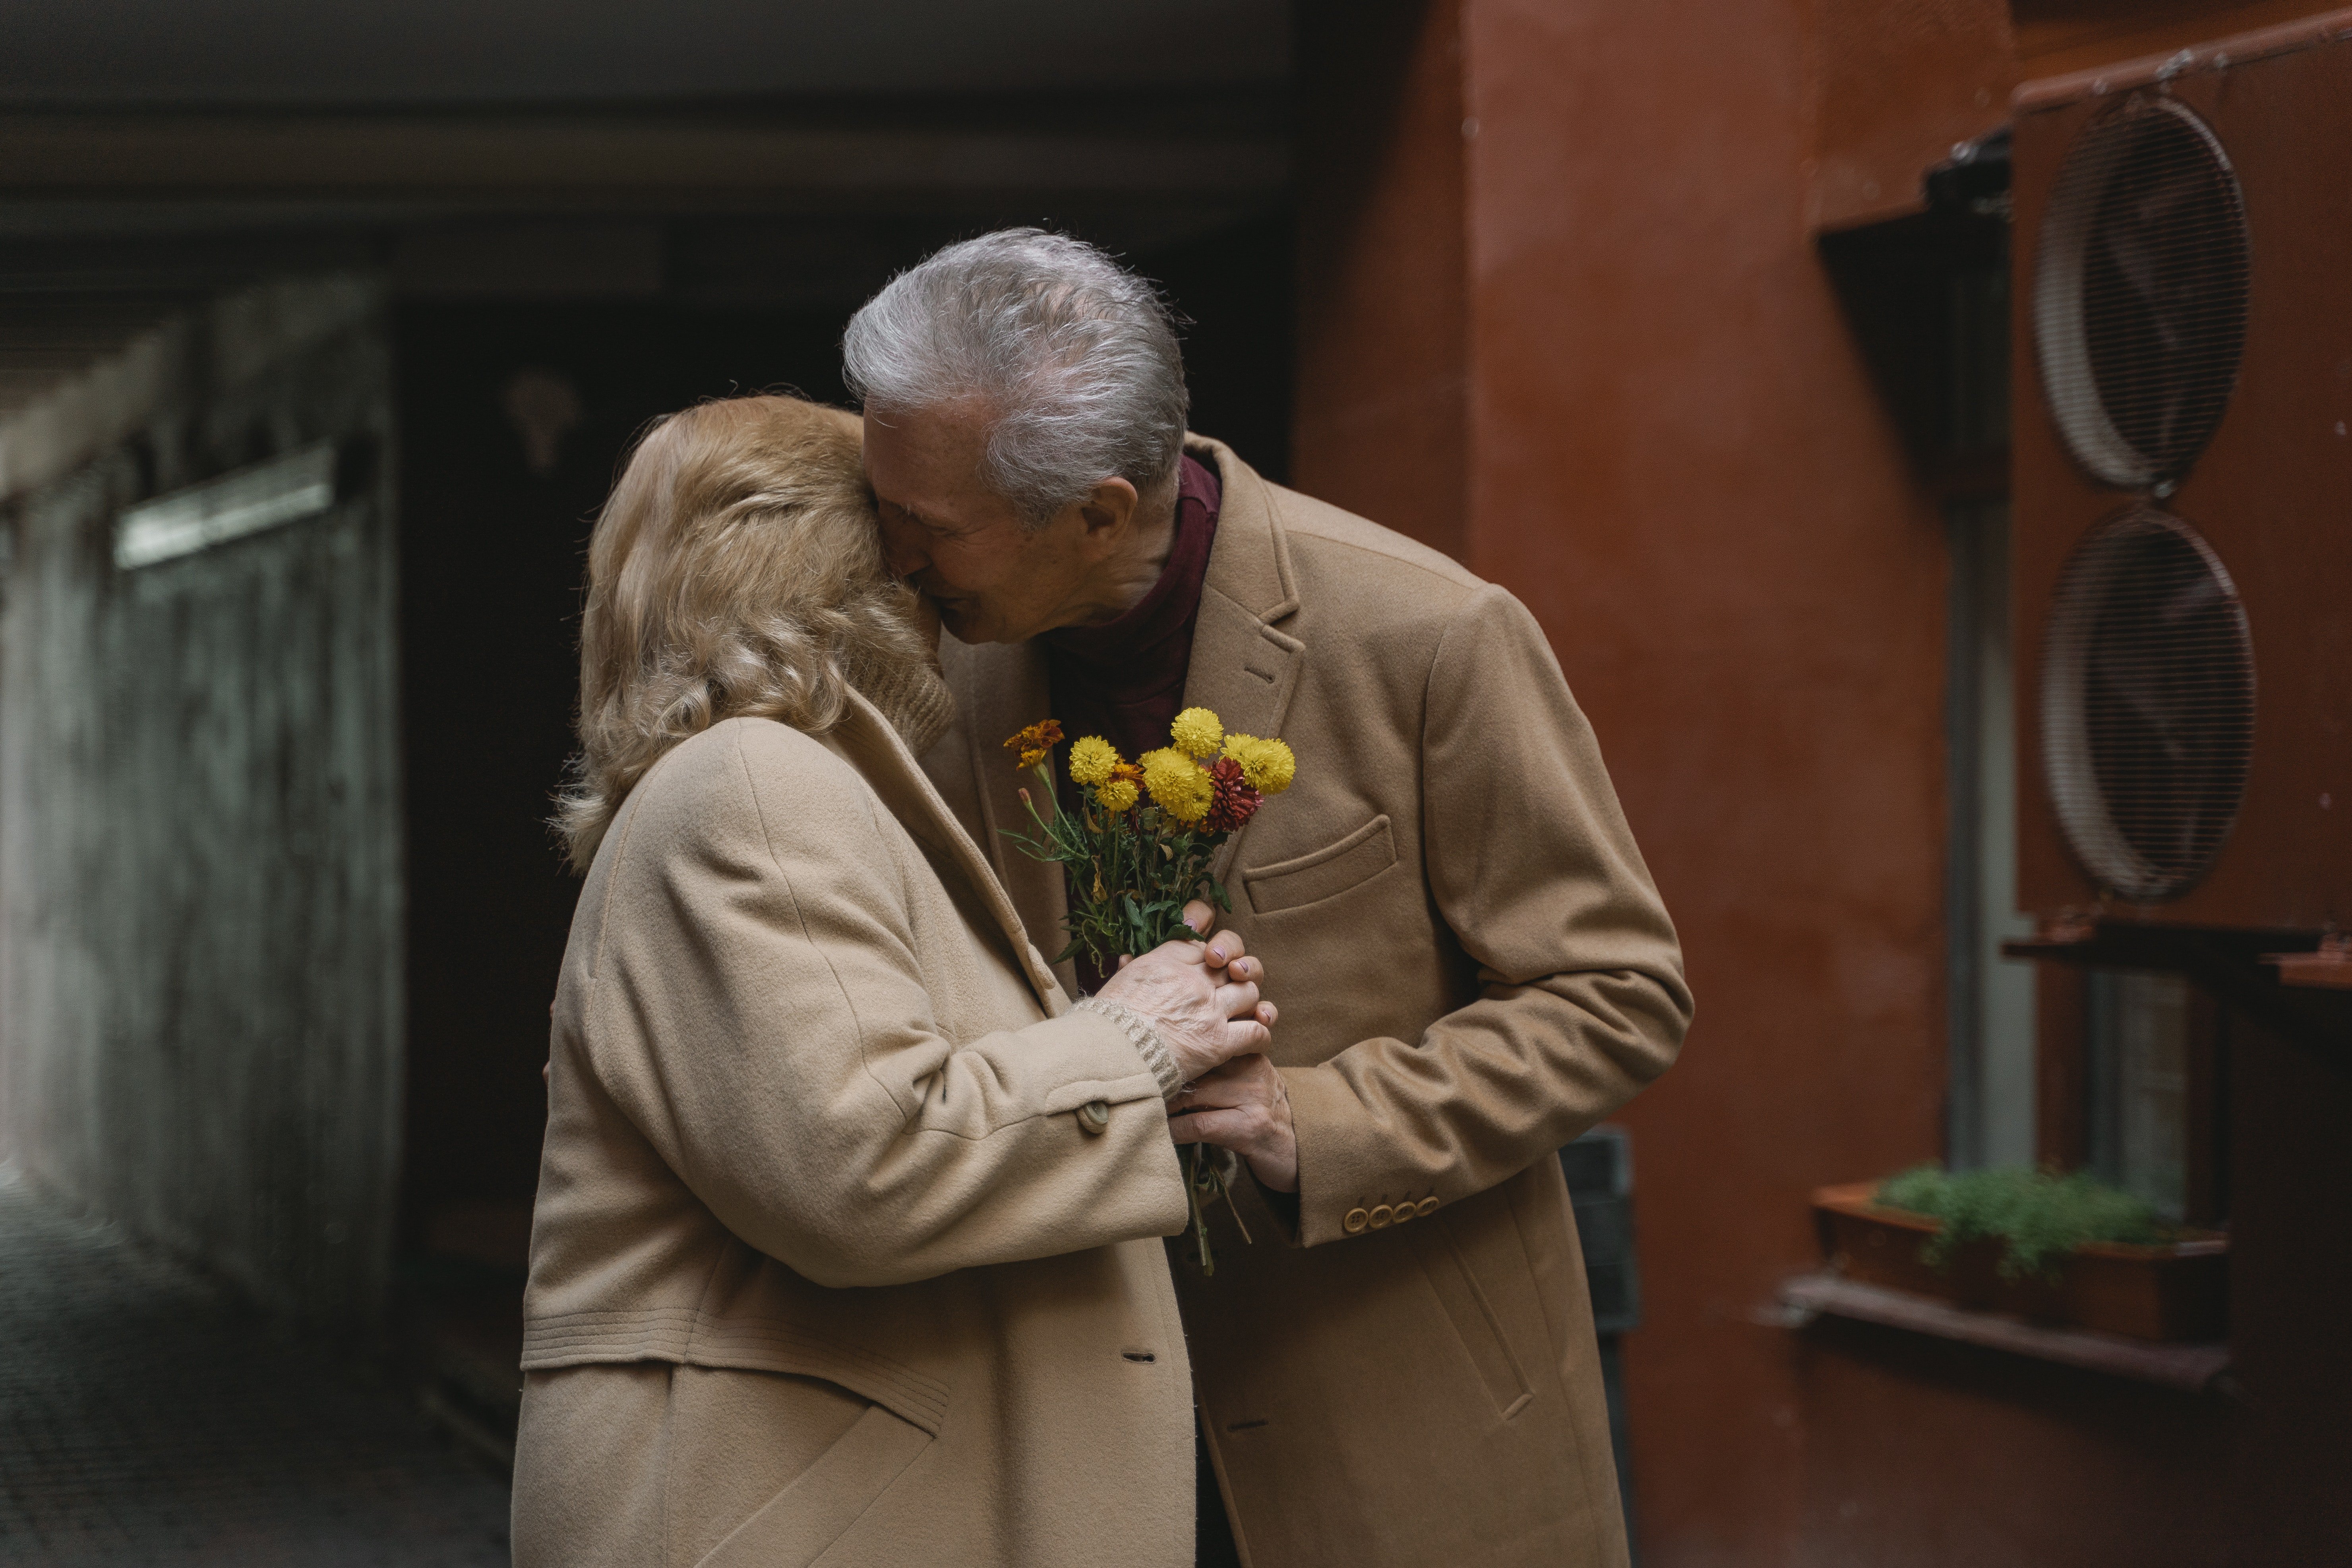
1343;1208;1369;1234
1368;1204;1394;1229
1077;1101;1111;1135
1417;1196;1440;1216
1390;1198;1416;1225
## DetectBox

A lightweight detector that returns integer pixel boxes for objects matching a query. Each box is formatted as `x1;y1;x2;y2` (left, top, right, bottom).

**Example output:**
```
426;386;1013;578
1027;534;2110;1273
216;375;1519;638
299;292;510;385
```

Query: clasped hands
1092;900;1297;1194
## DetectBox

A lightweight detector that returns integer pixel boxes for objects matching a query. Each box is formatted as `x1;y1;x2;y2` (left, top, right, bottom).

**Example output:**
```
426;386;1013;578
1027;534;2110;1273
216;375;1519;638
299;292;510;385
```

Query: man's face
863;403;1099;645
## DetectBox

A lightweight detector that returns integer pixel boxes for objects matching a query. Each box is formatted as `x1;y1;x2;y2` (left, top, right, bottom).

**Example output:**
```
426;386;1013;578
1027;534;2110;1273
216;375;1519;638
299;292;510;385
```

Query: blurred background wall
0;277;403;1326
0;2;2346;1564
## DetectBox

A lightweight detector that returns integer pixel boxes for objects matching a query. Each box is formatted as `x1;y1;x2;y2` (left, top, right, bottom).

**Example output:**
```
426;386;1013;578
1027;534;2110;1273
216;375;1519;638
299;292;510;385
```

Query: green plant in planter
1874;1165;2165;1283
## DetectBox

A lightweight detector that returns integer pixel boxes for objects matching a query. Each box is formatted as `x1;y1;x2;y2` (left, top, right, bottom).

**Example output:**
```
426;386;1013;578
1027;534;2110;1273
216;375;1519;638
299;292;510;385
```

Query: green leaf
1874;1164;2166;1283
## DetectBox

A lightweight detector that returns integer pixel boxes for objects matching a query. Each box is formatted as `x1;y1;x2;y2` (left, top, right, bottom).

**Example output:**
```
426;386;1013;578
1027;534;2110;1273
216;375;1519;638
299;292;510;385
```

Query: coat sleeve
1279;584;1694;1246
585;722;1190;1287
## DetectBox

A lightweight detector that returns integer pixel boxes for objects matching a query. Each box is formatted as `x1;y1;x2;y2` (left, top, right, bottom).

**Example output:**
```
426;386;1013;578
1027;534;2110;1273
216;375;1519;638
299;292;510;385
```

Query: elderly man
846;230;1692;1568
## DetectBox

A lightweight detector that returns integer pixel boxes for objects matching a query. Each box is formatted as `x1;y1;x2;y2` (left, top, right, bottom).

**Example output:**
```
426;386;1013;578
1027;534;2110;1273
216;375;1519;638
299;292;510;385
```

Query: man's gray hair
842;229;1190;524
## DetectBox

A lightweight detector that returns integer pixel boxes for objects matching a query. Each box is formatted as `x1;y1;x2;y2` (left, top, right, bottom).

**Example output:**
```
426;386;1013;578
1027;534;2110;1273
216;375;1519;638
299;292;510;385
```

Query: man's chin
931;600;1004;645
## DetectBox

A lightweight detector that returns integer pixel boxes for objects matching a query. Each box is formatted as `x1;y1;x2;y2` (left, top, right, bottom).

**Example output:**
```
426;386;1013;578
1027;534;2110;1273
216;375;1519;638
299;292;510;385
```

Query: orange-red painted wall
1291;3;2348;1563
1454;1;1951;1553
1293;0;1467;559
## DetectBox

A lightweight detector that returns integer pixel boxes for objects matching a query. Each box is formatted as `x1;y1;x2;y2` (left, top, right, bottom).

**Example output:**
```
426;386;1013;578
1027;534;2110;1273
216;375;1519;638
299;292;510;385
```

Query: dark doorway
395;300;855;1255
391;302;860;1444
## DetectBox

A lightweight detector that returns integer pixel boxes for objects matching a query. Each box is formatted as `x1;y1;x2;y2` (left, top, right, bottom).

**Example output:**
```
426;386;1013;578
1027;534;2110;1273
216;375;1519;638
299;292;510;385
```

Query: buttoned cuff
1015;1009;1174;1110
1073;996;1186;1099
1282;1063;1448;1247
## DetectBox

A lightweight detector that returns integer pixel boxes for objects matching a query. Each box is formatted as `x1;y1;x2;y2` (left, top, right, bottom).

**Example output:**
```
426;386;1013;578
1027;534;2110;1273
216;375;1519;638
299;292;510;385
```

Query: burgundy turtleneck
1042;453;1220;767
1042;452;1221;990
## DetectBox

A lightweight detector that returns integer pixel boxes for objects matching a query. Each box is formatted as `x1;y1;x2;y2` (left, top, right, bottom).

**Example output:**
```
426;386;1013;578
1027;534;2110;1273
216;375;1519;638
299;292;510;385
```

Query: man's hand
1167;1053;1298;1194
1094;913;1273;1084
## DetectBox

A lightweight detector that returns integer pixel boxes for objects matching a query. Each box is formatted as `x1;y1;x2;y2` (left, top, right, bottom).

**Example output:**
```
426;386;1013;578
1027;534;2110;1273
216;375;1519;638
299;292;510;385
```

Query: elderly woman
511;395;1272;1568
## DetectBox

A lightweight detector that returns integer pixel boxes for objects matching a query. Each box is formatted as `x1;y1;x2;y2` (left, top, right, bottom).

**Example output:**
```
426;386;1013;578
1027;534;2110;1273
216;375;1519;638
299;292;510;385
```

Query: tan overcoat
923;437;1695;1568
512;696;1200;1568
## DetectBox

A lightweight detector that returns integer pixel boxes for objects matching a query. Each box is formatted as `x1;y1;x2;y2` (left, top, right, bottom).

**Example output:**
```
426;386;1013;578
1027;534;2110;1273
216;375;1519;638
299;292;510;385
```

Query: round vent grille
2032;96;2249;488
2041;507;2254;902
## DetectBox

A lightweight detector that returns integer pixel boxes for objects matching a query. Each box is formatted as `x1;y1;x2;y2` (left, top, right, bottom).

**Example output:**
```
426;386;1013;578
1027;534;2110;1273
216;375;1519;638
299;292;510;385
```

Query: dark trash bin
1561;1125;1640;1563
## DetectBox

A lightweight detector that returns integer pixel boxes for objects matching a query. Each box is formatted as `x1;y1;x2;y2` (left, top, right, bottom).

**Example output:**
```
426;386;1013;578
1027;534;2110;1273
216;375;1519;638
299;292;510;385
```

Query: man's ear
1076;476;1140;545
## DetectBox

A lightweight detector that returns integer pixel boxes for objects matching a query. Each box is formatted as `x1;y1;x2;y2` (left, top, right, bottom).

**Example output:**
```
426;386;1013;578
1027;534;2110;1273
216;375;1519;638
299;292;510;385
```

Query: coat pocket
1406;1217;1535;1421
696;1400;933;1568
1242;814;1398;915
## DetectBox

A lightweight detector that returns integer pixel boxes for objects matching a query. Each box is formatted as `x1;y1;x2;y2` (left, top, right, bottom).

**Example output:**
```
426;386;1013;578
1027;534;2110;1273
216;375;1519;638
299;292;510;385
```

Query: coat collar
933;631;1068;985
826;687;1066;1012
937;437;1306;981
1178;436;1305;881
1187;434;1299;624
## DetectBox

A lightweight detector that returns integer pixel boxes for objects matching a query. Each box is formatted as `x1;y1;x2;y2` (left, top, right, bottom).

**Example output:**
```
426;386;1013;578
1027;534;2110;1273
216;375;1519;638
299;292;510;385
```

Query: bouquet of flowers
1003;706;1296;1272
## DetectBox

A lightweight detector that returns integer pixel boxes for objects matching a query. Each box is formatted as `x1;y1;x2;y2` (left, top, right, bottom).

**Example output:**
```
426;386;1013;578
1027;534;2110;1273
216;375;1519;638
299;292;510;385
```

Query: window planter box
1811;1183;2227;1342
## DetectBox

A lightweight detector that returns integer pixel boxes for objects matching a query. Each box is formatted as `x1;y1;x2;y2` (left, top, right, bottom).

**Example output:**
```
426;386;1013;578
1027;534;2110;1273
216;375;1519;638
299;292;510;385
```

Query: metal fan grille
2033;96;2249;488
2041;507;2255;901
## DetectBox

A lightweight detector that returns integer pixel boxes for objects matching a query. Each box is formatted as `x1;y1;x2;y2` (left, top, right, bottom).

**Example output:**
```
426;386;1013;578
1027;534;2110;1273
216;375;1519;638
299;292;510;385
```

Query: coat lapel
935;634;1072;986
831;689;1065;1012
1183;438;1304;881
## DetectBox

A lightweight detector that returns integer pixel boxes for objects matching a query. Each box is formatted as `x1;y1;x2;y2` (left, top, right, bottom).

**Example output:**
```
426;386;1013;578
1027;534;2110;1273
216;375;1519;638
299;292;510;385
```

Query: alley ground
0;1170;512;1566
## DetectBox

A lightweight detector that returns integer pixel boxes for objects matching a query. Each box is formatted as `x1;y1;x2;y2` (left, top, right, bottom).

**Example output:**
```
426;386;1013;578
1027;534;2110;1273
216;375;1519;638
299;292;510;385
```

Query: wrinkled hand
1167;1053;1298;1193
1094;902;1275;1084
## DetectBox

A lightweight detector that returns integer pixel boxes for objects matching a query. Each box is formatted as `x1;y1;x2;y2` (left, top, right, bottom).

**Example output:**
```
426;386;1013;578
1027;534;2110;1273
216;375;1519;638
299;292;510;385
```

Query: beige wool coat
512;695;1202;1568
923;437;1695;1568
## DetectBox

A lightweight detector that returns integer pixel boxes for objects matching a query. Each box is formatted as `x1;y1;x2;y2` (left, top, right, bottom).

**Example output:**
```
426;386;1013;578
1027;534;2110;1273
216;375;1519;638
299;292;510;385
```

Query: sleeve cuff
1073;996;1186;1098
1281;1062;1448;1246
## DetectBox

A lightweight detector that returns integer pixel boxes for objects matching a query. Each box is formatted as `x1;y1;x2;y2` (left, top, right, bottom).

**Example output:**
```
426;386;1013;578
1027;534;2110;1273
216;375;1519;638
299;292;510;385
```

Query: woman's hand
1095;918;1275;1085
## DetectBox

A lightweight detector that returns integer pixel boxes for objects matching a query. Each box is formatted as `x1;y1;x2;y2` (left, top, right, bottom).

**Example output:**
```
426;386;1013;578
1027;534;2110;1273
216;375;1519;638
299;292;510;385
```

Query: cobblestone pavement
0;1171;511;1566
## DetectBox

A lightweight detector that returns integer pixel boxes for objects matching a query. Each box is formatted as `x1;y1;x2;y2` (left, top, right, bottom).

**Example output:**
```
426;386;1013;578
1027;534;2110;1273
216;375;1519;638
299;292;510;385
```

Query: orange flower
1003;719;1065;770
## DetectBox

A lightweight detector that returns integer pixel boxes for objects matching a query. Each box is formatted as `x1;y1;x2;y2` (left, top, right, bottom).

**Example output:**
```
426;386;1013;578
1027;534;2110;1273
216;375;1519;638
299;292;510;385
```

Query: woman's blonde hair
557;394;936;872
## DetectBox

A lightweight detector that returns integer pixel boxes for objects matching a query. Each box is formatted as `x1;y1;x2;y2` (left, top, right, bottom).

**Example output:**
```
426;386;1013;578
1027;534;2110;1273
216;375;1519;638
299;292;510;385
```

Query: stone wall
0;277;403;1331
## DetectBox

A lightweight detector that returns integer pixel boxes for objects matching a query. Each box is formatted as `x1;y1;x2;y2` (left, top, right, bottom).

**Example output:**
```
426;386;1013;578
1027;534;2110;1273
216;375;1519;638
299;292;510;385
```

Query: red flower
1204;756;1264;834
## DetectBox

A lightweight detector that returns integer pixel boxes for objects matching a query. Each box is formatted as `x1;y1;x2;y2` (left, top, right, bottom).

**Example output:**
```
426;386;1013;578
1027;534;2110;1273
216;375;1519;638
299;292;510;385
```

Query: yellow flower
1222;734;1297;795
1067;735;1121;788
1169;707;1224;760
1003;719;1064;770
1094;777;1141;814
1140;747;1213;825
